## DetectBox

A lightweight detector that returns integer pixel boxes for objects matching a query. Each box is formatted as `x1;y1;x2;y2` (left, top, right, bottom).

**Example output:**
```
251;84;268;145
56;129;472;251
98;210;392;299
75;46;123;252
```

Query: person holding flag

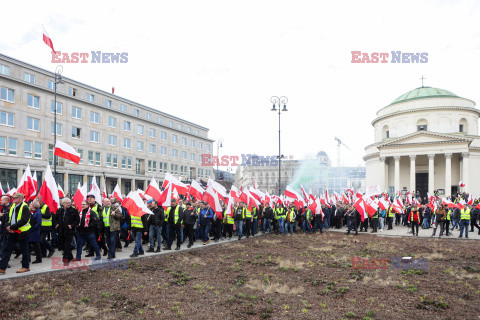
262;202;274;234
165;198;184;250
345;204;358;236
233;201;246;240
183;202;197;247
0;193;32;274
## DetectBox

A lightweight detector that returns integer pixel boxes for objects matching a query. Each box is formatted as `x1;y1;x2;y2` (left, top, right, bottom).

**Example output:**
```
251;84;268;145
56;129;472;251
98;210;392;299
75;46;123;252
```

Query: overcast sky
2;0;480;170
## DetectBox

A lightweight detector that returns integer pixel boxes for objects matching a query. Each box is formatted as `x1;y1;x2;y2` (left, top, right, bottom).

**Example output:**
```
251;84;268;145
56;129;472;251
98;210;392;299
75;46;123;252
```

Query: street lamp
53;65;63;177
216;138;224;180
270;96;288;195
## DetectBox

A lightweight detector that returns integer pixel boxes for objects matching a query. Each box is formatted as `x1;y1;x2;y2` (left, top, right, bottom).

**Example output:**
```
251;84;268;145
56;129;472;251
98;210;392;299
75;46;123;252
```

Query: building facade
364;86;480;198
0;54;214;196
234;151;366;195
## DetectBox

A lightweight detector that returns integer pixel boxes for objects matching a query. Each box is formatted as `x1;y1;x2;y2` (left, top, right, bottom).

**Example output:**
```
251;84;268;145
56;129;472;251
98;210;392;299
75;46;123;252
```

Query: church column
379;156;386;192
428;154;435;194
445;153;452;197
462;152;469;193
394;156;400;193
409;155;416;193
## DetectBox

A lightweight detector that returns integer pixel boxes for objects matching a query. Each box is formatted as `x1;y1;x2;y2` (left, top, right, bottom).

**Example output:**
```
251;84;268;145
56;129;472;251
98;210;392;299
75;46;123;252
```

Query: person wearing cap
0;193;32;274
146;199;164;253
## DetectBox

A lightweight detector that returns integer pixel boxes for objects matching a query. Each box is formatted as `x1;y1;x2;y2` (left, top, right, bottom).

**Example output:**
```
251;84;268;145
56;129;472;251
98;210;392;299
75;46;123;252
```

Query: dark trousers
167;224;182;248
0;234;29;269
185;224;195;245
444;220;450;235
411;222;419;235
346;221;358;235
76;233;101;259
470;219;480;232
61;234;75;261
313;219;323;233
223;223;233;238
214;220;223;240
387;217;393;229
29;241;42;262
371;218;378;232
108;230;119;258
245;219;253;237
39;230;54;256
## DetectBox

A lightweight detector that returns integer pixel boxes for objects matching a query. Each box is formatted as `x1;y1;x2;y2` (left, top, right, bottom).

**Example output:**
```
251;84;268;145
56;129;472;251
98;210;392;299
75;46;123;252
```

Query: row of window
0;73;202;136
0;137;41;158
1;106;208;151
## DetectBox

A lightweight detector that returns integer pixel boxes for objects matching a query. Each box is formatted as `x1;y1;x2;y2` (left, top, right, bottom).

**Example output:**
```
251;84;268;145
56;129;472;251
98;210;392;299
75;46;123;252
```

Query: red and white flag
17;165;36;201
57;183;65;198
189;180;205;200
353;197;367;222
162;172;188;195
7;187;17;197
207;178;227;200
300;185;308;202
457;199;467;210
145;177;162;202
42;25;56;53
467;194;474;206
0;182;3;196
442;198;458;209
285;185;302;201
122;191;153;217
31;171;38;200
87;175;102;205
102;186;108;199
38;164;60;214
377;198;390;211
225;195;234;217
73;182;87;210
230;185;240;201
203;186;223;214
159;183;172;210
253;178;258;190
112;183;123;202
172;188;180;201
54;140;81;164
459;181;466;187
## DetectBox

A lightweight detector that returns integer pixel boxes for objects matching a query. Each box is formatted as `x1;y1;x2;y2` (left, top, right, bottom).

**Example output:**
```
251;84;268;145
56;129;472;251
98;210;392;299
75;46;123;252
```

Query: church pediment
377;131;472;148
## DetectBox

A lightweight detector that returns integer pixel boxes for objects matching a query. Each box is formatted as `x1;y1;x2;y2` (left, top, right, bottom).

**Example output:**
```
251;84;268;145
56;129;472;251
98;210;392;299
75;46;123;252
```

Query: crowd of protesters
0;191;478;275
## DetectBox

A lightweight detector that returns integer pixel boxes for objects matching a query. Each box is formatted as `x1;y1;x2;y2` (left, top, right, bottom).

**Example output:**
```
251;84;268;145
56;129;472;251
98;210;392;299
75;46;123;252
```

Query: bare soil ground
1;232;479;320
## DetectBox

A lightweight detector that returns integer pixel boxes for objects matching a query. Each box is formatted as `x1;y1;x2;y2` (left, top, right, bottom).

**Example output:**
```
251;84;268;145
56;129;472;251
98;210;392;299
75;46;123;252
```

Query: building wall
0;54;214;195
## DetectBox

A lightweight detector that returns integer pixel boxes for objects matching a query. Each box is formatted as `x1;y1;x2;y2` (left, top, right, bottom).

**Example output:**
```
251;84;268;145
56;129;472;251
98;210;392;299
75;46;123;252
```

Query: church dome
389;86;458;106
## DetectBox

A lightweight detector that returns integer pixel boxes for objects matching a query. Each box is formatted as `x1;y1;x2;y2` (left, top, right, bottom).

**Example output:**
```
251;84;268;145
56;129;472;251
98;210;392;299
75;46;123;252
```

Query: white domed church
364;86;480;197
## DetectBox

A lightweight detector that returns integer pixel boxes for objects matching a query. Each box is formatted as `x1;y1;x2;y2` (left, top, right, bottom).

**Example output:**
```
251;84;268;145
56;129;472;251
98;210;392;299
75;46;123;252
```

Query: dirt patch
1;232;479;320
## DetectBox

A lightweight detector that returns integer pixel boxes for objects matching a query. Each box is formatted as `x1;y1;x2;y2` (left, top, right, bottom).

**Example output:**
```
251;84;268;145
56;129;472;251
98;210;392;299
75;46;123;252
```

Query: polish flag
42;25;56;53
17;165;36;201
239;190;248;204
207;178;227;200
363;196;379;217
112;183;123;202
31;171;38;200
0;182;3;196
162;172;188;195
342;193;350;204
38;164;60;214
253;178;258;190
346;188;354;196
377;198;390;211
230;185;240;201
172;188;180;201
353;197;366;222
249;187;263;202
73;182;87;210
102;186;108;199
203;186;223;214
285;185;302;201
476;203;480;210
54;140;81;164
467;194;473;206
137;189;149;200
459;181;465;187
87;176;101;205
159;183;172;210
145;177;162;202
57;183;65;198
264;192;272;207
122;191;153;217
442;198;458;209
300;185;308;202
189;180;205;200
225;195;234;217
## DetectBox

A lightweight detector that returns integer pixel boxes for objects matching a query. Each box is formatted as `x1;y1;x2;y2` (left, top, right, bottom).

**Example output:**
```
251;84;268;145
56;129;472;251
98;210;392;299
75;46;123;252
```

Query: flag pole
53;65;63;177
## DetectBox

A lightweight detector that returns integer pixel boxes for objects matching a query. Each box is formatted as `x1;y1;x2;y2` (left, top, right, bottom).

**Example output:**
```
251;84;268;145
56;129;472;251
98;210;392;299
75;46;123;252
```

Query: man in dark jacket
147;199;164;253
0;193;32;274
0;195;11;258
345;205;358;236
55;198;80;265
183;202;197;248
262;203;273;233
470;206;480;234
75;200;101;261
165;199;184;250
28;201;42;264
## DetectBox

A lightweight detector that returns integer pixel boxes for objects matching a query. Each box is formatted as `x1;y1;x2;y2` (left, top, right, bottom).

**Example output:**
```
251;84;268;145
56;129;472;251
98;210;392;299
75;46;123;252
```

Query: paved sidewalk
0;234;255;280
328;223;480;240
